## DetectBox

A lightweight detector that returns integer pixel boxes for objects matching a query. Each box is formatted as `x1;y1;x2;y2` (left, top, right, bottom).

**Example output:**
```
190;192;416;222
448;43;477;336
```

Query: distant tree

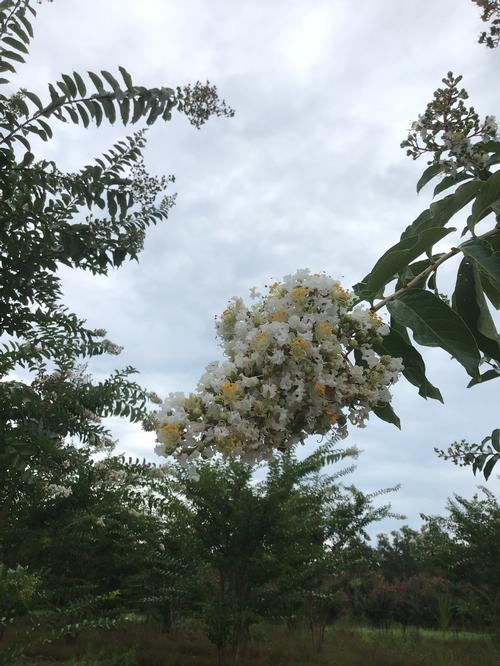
262;442;401;653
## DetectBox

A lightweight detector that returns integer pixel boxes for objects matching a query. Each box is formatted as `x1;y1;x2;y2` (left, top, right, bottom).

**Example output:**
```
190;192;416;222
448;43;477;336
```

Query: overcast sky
22;0;500;536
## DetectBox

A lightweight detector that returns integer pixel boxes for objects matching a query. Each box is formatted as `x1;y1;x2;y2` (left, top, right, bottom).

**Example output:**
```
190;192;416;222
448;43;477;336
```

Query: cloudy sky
22;0;499;535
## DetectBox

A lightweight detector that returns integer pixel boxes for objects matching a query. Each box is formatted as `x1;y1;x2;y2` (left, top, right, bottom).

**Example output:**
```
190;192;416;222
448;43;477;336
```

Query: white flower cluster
46;483;72;499
411;114;498;177
155;270;403;464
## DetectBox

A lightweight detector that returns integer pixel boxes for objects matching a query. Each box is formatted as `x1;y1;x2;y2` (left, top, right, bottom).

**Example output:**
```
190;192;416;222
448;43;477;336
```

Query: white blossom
156;269;403;462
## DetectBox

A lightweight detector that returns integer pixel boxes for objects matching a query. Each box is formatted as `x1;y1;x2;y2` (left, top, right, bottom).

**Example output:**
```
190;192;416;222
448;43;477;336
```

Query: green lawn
5;621;500;666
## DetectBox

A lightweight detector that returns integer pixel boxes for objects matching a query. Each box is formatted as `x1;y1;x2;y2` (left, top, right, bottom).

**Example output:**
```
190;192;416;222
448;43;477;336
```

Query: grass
5;619;500;666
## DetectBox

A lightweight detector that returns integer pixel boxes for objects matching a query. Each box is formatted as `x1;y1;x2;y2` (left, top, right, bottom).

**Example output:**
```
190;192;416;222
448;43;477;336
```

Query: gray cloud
21;0;500;534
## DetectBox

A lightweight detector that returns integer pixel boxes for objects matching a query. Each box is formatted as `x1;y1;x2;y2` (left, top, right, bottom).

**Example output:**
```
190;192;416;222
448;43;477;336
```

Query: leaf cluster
353;73;500;462
0;0;233;476
471;0;500;48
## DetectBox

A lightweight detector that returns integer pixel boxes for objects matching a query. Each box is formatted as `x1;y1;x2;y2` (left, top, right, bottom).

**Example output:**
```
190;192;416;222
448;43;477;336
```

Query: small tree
0;0;233;492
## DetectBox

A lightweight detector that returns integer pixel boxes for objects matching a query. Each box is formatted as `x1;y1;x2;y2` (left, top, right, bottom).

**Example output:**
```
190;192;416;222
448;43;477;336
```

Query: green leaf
469;171;500;231
481;140;500;152
37;118;53;138
19;15;34;38
372;402;401;429
2;36;29;54
73;71;87;96
131;96;145;123
76;103;90;128
396;254;444;290
1;49;25;63
416;164;442;193
113;247;128;266
118;66;133;90
461;237;500;291
88;71;104;92
433;172;471;196
101;70;121;93
101;97;116;124
374;327;443;401
483;454;499;481
10;23;30;45
65;106;79;124
23;90;43;110
472;453;488;476
90;100;103;127
61;73;78;97
467;369;500;387
492;428;500;453
119;97;130;125
387;289;481;378
0;60;16;73
107;191;117;217
47;83;60;104
480;271;500;310
57;79;71;97
401;181;482;241
354;227;453;301
453;258;500;362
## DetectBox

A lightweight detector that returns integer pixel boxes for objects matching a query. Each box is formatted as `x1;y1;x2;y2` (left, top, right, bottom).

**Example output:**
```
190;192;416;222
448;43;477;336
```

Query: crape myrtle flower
156;270;403;464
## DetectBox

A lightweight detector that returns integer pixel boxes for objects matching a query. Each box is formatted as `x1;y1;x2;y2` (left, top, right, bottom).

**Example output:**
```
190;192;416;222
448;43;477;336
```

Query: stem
371;226;500;313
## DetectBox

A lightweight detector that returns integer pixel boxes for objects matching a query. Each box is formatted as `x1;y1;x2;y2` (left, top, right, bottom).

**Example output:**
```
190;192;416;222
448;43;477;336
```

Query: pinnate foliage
0;1;233;490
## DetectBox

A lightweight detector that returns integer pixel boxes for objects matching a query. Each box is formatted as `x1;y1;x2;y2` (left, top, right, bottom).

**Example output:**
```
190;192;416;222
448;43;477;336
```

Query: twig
371;226;500;312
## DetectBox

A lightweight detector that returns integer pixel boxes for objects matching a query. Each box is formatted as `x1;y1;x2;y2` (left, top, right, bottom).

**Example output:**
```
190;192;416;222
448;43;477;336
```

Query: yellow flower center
314;382;326;396
326;410;337;425
331;282;349;300
290;337;310;357
254;330;271;351
369;310;383;326
160;423;182;446
291;286;309;300
221;382;240;401
269;281;281;294
270;310;288;322
316;321;333;339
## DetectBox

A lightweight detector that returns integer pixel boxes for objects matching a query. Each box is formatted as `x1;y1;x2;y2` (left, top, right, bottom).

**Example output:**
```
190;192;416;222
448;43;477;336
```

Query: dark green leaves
416;163;442;193
468;170;500;231
118;66;133;90
354;227;453;301
372;402;401;429
401;180;482;240
73;71;87;96
461;237;500;292
453;258;500;363
374;326;443;401
387;289;481;378
433;172;472;196
472;429;500;480
467;369;500;387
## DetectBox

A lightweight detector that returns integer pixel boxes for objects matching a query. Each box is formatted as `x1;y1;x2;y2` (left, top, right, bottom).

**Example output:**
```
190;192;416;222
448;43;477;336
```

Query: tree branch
371;226;500;312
